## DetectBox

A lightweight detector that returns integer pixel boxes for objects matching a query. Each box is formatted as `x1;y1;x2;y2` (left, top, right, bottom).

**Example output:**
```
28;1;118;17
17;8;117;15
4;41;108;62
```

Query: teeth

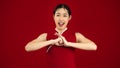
58;22;64;24
58;22;64;27
60;22;63;24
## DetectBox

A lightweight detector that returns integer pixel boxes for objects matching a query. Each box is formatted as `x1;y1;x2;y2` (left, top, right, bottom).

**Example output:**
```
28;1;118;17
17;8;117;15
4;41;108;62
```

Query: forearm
25;40;54;52
67;42;97;50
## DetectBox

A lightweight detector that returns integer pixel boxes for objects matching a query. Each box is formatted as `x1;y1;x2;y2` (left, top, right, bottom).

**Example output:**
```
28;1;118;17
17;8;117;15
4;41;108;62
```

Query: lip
58;22;65;27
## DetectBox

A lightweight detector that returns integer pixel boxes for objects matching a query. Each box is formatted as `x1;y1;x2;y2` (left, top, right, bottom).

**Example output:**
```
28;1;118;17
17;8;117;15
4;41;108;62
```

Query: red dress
47;28;76;68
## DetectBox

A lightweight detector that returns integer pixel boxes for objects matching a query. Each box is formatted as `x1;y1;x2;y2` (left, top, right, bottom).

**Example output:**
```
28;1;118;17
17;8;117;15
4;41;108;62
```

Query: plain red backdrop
1;0;120;68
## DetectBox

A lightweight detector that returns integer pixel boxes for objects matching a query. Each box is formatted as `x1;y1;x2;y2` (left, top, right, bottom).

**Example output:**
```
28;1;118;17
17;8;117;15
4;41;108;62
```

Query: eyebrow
63;13;68;15
56;13;60;14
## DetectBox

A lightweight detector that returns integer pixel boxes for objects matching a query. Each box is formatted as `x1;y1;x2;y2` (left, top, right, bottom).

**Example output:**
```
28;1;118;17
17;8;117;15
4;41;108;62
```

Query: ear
69;15;72;21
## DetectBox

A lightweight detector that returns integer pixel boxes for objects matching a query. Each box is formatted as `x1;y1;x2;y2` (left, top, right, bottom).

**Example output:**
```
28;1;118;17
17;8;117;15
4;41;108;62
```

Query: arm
25;33;60;52
57;32;97;50
69;32;97;50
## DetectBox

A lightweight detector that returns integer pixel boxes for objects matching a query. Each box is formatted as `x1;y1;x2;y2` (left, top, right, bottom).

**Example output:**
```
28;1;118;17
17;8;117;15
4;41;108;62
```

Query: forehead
55;8;68;14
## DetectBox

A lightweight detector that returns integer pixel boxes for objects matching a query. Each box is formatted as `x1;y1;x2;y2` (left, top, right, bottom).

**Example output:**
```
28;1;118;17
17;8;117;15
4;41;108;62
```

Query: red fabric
47;28;76;68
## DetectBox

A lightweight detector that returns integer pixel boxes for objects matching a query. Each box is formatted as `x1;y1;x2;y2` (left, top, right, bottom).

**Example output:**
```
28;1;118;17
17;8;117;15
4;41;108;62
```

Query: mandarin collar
55;28;67;35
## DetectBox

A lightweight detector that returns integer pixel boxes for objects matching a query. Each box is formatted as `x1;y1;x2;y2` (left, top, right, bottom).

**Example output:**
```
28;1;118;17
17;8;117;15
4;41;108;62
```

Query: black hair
53;4;71;16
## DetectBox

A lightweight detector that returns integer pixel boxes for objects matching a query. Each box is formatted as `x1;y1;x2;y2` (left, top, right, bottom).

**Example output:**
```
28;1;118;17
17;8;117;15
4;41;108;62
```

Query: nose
59;16;63;21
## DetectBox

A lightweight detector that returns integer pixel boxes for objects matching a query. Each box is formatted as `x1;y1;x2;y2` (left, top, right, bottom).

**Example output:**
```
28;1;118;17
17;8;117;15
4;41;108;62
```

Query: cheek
54;17;59;22
54;18;56;22
65;18;69;23
54;18;59;25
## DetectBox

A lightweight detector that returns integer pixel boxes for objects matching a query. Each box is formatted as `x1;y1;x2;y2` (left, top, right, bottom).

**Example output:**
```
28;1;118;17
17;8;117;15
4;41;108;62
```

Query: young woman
25;4;97;68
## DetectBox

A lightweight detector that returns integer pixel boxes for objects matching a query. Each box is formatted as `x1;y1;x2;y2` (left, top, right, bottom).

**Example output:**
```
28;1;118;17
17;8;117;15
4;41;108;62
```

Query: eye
56;14;60;17
63;15;67;17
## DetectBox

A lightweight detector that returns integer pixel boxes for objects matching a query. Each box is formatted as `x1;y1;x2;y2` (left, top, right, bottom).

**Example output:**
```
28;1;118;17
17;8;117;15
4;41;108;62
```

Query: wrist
49;39;55;45
65;42;72;47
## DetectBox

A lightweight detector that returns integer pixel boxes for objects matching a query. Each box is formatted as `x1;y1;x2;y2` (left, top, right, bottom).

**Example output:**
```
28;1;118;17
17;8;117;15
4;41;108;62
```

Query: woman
25;4;97;68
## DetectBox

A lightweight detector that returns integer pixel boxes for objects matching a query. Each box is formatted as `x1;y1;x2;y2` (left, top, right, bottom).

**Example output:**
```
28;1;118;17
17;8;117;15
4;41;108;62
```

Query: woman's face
54;8;71;30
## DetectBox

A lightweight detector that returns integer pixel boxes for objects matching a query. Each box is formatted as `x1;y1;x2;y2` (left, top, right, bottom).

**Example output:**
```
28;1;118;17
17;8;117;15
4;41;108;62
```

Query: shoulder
75;32;85;37
37;33;48;39
41;33;47;36
75;32;87;41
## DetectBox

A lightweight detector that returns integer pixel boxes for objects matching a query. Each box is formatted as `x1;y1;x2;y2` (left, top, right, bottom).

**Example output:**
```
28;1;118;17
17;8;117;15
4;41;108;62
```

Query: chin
58;27;66;30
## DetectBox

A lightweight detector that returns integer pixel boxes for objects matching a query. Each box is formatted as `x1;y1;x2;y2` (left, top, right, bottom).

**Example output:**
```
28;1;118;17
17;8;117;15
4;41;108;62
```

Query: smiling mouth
58;22;65;27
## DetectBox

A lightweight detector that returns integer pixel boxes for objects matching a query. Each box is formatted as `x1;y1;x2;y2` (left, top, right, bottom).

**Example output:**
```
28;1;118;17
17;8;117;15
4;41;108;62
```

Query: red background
1;0;120;68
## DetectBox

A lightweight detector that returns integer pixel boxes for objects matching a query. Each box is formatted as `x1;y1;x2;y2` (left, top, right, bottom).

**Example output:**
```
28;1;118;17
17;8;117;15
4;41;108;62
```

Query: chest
47;30;76;43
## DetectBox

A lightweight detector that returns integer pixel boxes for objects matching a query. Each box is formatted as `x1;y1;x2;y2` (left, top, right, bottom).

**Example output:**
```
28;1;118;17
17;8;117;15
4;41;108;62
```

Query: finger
54;33;67;44
58;38;64;44
55;42;63;46
55;43;59;46
59;36;68;45
55;37;61;42
58;35;65;41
